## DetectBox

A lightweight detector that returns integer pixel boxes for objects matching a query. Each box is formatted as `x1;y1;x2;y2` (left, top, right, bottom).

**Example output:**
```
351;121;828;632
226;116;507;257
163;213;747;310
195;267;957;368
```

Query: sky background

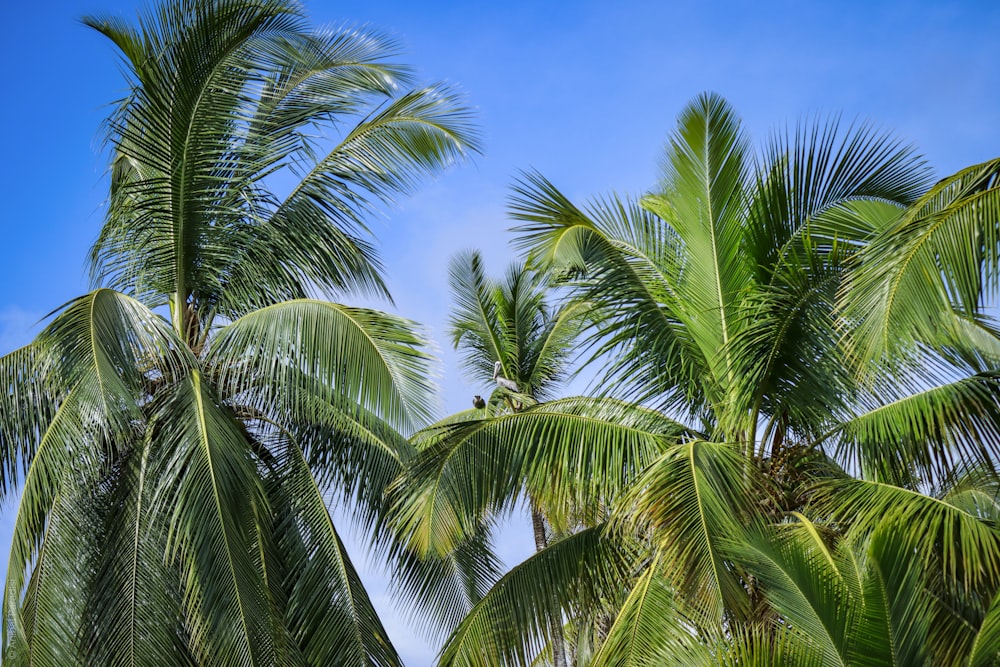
1;0;999;663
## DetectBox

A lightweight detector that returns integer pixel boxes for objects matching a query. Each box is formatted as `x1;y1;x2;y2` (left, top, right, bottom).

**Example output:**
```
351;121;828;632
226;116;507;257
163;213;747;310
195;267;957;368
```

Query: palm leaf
510;174;708;416
842;158;1000;366
82;438;195;667
814;478;1000;596
392;397;687;556
208;299;436;433
619;440;755;621
438;527;630;667
591;559;713;667
827;370;1000;483
269;433;402;666
151;371;277;666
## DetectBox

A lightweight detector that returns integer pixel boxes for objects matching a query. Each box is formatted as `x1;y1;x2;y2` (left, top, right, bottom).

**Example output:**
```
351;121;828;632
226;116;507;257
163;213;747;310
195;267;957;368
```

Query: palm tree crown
395;93;1000;665
0;1;478;664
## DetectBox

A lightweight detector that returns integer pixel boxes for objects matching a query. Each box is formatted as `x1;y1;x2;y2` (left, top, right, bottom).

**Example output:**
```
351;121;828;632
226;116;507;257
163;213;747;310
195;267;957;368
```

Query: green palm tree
0;1;478;664
394;252;690;665
397;93;1000;664
408;250;587;665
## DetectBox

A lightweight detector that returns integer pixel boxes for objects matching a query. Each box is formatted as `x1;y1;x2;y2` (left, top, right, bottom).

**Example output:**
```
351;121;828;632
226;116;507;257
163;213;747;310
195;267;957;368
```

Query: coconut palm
397;93;1000;664
396;251;587;664
393;252;691;664
0;1;478;664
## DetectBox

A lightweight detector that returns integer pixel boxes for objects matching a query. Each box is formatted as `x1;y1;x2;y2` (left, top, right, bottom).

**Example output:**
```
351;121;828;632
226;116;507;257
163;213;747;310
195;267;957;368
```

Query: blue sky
1;0;999;663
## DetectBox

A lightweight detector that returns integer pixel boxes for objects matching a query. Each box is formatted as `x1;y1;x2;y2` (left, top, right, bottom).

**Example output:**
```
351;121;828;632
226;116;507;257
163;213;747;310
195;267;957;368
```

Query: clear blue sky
1;0;998;663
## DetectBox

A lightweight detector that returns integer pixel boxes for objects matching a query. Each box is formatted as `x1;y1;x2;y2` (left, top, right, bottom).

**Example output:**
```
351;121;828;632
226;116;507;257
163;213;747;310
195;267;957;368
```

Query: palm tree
0;1;478;664
400;250;586;664
396;93;1000;664
393;252;690;665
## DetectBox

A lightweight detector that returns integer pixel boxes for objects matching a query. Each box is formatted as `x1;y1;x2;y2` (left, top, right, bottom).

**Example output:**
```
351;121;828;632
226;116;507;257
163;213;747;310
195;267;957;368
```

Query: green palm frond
734;517;939;667
86;0;306;313
828;370;1000;482
3;290;183;657
220;83;479;317
208;299;436;433
748;118;930;284
640;92;753;407
269;433;402;667
939;465;1000;524
854;527;935;667
438;527;630;667
392;397;688;556
86;0;478;334
448;250;586;401
509;174;708;416
6;462;101;666
815;477;1000;596
591;560;713;667
935;311;1000;374
619;440;756;621
0;345;55;500
82;439;195;667
842;158;1000;367
448;250;516;388
387;523;504;642
966;583;1000;667
733;520;852;667
727;234;852;443
151;371;278;665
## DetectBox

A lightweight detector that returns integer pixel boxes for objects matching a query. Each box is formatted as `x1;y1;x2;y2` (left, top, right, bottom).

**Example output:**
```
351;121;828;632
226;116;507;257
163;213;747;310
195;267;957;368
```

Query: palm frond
0;345;56;500
510;173;708;416
85;0;307;312
827;370;1000;482
814;477;1000;596
220;83;479;316
82;439;195;667
842;158;1000;366
748;117;930;284
387;523;504;643
269;433;402;666
3;290;182;659
448;250;585;400
151;371;278;666
619;440;756;621
438;527;630;667
208;299;436;433
733;520;851;667
5;462;101;666
591;560;712;667
966;582;1000;667
641;92;753;407
392;397;687;556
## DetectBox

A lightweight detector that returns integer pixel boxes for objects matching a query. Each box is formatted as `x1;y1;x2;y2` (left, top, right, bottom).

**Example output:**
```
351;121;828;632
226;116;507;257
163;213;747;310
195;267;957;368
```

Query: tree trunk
531;505;568;667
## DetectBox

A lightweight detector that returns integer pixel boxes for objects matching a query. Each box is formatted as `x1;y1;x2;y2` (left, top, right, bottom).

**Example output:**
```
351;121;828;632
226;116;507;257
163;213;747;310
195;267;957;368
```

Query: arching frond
82;440;195;667
510;173;708;416
842;158;1000;367
392;397;688;556
828;370;1000;483
150;371;278;666
269;434;402;666
619;441;756;621
591;560;713;667
3;290;183;660
438;527;631;667
208;299;436;433
814;478;1000;596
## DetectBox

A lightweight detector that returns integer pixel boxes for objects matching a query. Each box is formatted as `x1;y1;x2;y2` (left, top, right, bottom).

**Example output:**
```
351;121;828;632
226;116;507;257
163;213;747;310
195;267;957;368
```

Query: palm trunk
531;505;568;667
